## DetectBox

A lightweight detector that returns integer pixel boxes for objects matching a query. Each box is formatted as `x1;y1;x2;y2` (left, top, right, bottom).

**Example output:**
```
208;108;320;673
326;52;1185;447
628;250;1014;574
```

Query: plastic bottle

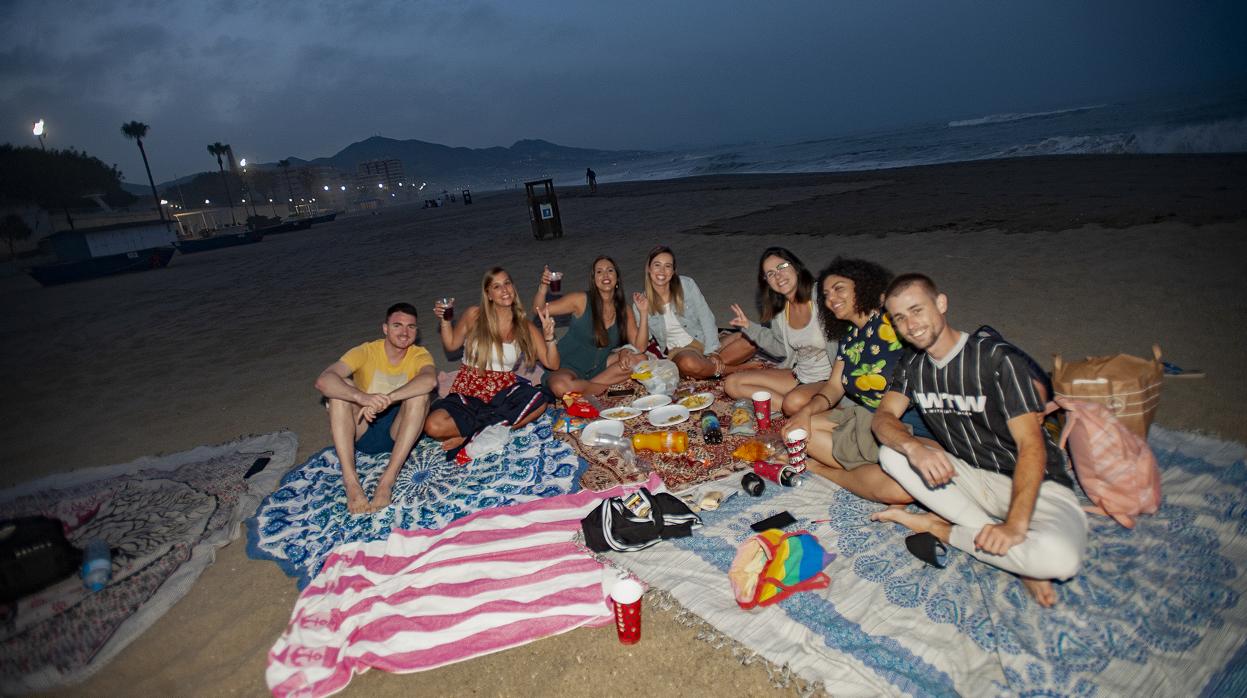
631;430;689;453
81;539;111;592
700;412;723;444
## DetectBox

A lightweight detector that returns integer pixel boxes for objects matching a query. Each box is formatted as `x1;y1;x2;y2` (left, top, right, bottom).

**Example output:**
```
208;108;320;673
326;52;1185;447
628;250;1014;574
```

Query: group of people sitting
314;245;1087;607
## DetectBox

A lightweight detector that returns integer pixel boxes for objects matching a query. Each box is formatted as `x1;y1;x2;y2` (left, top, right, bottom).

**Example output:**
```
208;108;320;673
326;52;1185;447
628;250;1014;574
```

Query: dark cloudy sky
3;0;1244;183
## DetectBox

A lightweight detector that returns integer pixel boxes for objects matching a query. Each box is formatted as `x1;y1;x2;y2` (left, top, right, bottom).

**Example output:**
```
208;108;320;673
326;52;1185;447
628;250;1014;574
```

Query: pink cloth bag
1052;397;1162;528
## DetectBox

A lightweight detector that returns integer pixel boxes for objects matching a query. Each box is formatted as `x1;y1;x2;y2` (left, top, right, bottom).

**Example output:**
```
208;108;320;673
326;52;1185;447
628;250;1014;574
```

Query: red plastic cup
549;271;563;293
751;391;772;430
610;579;644;644
784;427;808;458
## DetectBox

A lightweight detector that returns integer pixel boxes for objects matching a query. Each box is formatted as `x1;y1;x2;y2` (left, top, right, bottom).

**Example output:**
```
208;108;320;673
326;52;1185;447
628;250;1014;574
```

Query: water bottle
81;539;111;592
700;412;723;444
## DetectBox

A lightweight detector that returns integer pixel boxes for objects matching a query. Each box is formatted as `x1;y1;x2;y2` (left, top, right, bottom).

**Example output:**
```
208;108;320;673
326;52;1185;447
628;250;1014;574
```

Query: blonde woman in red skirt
425;267;558;456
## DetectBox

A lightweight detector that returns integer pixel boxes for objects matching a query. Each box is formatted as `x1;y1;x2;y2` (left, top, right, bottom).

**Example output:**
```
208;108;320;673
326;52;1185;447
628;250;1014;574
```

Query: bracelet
816;393;832;409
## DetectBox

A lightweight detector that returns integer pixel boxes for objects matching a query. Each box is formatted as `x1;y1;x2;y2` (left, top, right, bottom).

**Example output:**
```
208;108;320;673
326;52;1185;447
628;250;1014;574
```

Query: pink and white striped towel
267;474;661;698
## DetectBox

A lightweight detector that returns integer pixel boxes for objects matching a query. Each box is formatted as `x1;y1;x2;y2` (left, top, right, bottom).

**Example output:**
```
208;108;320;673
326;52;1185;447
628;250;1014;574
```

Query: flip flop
905;532;948;569
1162;361;1205;379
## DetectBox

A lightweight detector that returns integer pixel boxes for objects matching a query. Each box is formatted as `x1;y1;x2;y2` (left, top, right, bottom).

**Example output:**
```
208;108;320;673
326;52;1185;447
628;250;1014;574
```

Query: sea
593;82;1247;184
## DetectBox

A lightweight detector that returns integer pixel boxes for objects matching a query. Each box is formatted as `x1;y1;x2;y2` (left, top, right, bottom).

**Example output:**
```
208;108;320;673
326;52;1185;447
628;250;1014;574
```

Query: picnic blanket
247;413;583;588
267;474;663;698
604;426;1247;696
564;379;784;493
0;431;298;693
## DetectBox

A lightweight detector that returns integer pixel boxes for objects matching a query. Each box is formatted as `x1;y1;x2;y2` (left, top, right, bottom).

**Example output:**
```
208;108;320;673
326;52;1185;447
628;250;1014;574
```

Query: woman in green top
533;256;643;398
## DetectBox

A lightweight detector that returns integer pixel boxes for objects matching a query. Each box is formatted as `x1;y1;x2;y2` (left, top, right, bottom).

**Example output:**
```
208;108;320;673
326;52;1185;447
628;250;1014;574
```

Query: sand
3;153;1245;696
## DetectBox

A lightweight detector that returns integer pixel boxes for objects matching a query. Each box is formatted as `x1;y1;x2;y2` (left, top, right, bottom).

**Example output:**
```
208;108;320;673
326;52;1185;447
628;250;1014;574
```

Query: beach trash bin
462;189;472;205
524;178;563;240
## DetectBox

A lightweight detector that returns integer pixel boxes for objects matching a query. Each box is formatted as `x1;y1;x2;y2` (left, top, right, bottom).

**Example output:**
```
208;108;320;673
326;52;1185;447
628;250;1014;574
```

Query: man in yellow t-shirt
315;303;436;514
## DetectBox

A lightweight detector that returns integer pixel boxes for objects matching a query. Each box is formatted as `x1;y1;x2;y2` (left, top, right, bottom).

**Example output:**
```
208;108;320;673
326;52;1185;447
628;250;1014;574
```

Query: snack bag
732;439;775;462
552;410;590;433
728;398;756;436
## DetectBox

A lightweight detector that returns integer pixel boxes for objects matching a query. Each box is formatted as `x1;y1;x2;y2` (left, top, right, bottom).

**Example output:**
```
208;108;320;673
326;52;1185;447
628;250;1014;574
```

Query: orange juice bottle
631;431;689;453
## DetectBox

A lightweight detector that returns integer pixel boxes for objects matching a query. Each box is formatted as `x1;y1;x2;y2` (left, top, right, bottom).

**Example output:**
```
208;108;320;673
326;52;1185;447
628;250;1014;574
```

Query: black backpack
0;516;83;603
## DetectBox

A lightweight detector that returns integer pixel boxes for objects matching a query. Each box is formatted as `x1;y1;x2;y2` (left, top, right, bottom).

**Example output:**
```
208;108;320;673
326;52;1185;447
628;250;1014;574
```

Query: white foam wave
948;104;1106;128
990;117;1247;159
1133;117;1247;154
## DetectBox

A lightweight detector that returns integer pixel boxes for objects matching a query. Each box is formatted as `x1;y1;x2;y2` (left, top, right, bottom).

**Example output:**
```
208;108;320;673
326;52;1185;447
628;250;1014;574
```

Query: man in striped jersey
870;274;1087;607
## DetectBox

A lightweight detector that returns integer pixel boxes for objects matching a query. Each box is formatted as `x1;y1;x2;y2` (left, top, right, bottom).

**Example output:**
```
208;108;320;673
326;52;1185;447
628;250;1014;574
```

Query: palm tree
207;142;237;225
121;121;166;223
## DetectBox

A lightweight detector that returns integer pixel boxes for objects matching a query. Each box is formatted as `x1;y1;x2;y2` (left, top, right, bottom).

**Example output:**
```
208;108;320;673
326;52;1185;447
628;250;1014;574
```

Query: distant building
355;159;412;203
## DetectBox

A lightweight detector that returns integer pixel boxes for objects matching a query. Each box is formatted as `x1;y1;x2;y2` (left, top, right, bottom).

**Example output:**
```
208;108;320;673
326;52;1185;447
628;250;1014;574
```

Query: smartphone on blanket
750;511;797;532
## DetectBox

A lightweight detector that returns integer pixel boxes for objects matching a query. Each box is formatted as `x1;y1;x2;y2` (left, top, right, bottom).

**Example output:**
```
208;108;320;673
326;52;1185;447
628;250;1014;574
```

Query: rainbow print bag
728;529;835;609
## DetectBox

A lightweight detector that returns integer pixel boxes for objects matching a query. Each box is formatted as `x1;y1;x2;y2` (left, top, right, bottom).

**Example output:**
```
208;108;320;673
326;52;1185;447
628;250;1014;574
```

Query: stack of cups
751;391;772;431
784;428;808;472
610;579;644;644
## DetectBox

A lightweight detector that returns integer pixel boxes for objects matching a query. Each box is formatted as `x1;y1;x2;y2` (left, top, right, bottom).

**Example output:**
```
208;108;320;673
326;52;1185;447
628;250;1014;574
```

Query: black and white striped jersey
889;332;1072;487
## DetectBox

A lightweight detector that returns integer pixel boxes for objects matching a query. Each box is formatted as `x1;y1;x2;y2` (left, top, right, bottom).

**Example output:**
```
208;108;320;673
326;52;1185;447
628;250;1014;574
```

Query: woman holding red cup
425;267;560;458
532;257;645;398
783;257;932;504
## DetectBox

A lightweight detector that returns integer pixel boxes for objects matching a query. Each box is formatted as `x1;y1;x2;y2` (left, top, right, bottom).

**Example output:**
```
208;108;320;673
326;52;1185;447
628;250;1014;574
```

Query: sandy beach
4;153;1245;696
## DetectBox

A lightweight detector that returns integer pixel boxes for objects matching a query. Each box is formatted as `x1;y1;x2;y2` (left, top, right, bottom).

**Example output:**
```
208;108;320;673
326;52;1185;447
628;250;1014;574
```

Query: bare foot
1020;576;1057;608
870;507;952;542
369;480;395;511
440;436;466;452
345;485;370;514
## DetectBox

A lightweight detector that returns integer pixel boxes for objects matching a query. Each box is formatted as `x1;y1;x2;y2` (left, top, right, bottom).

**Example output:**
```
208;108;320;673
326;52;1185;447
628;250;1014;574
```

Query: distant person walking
586;168;598;193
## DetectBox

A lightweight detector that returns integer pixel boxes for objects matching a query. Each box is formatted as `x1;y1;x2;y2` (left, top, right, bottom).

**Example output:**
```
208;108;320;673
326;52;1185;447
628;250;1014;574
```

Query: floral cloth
837;311;903;409
449;366;517;401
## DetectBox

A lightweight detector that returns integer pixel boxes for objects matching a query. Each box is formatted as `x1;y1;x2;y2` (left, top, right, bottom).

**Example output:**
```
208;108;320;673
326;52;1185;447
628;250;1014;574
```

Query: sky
2;0;1245;183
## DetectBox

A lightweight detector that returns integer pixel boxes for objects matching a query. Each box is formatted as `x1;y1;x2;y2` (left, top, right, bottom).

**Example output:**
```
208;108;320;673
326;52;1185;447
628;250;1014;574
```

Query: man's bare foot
870;506;952;542
345;485;370;514
369;481;395;511
440;436;466;452
1020;576;1057;607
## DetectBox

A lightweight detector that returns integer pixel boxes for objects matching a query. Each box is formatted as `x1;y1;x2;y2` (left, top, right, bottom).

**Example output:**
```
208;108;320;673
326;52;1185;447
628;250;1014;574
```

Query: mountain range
145;137;653;191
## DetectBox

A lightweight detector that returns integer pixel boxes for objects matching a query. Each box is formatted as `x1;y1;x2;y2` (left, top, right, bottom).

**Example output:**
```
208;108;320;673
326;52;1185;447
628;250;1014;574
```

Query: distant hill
152;137;652;191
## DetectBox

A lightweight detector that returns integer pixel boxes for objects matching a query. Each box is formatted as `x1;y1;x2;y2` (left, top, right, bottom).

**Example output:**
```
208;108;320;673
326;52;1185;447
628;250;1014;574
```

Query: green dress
544;306;621;384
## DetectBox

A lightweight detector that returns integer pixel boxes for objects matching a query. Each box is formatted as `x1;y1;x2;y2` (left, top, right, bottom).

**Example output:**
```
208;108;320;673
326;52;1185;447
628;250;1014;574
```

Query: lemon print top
837;311;904;410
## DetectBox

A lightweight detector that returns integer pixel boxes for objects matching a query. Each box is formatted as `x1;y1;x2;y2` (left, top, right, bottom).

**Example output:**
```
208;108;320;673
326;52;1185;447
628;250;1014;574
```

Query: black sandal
905;532;948;569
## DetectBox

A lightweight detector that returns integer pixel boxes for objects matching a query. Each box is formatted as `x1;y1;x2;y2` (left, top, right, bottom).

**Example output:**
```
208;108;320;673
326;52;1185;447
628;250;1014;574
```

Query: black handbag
581;488;702;553
0;516;83;603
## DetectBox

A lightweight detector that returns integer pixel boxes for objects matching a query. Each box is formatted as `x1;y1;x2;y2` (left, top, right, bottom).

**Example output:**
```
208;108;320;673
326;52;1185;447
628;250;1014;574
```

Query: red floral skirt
449;367;517;402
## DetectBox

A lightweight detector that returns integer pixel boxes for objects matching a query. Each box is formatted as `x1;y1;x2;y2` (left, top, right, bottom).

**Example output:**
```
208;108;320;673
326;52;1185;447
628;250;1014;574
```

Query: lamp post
239;158;259;219
32;119;46;150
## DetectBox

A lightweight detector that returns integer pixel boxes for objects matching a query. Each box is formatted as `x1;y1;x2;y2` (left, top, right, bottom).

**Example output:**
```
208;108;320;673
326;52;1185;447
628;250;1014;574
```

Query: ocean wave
1133;117;1247;153
991;133;1138;158
990;117;1247;158
948;104;1106;128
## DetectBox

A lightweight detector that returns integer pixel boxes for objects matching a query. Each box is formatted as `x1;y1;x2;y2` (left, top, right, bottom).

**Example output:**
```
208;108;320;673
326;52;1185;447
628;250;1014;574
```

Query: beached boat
257;217;313;235
175;229;264;254
28;220;178;286
30;245;176;286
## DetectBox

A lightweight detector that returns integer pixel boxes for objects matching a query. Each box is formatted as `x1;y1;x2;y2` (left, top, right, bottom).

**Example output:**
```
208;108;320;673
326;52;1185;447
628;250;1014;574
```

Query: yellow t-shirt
339;340;433;394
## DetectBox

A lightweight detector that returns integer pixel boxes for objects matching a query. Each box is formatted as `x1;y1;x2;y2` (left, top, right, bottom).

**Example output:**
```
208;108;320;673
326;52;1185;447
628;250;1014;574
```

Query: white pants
879;446;1088;580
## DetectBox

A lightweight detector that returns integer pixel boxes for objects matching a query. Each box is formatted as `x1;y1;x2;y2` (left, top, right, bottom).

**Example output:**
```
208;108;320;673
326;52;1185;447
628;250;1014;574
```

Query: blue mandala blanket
604;427;1247;697
246;414;584;588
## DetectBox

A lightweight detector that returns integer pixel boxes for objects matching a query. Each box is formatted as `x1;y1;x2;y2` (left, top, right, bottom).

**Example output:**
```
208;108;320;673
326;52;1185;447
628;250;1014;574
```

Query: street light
32;119;46;150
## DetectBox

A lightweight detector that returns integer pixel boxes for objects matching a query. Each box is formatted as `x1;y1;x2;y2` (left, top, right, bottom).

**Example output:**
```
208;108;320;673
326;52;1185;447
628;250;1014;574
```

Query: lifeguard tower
524;179;563;240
